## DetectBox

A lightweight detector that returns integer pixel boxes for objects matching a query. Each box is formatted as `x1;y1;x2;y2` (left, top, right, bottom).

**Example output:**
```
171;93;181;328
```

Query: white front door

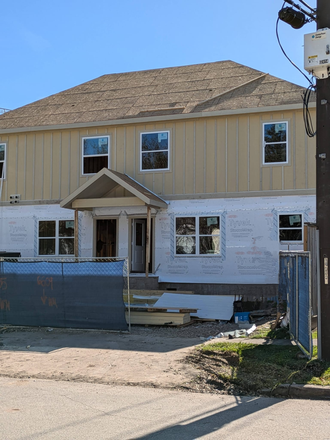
131;219;146;272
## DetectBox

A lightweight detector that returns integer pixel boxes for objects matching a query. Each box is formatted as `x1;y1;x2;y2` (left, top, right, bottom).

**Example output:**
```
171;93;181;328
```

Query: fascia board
0;103;315;134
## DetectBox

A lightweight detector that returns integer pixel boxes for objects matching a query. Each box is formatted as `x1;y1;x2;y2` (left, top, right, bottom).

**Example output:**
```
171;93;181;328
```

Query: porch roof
60;168;168;210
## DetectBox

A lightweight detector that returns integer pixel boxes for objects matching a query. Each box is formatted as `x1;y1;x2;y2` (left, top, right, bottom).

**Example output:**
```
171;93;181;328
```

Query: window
38;220;74;255
0;143;6;179
82;136;110;175
140;131;169;171
175;216;221;255
279;214;303;242
263;122;288;164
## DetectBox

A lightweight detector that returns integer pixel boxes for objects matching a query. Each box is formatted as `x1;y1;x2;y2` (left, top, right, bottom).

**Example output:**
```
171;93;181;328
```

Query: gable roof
60;168;168;210
0;60;311;130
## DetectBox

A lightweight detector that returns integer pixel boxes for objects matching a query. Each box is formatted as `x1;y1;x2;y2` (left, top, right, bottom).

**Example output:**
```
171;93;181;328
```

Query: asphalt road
1;377;330;440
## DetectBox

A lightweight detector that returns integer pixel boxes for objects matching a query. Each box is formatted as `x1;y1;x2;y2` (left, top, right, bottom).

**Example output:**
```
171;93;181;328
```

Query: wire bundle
276;6;316;138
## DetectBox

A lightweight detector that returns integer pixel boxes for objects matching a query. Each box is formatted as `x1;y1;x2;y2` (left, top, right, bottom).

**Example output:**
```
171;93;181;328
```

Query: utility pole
316;0;330;361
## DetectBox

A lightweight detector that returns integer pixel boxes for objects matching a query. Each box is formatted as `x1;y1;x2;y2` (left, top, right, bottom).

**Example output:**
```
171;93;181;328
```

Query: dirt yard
0;321;264;392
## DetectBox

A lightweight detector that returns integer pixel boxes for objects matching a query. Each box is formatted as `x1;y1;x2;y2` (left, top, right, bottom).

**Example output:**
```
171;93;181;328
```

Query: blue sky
1;0;317;110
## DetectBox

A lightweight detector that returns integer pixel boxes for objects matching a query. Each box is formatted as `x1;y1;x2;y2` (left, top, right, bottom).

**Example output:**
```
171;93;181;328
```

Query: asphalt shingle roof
0;60;311;130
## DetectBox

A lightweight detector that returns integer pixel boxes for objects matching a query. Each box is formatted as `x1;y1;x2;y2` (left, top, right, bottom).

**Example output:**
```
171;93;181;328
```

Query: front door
131;219;146;272
96;219;116;257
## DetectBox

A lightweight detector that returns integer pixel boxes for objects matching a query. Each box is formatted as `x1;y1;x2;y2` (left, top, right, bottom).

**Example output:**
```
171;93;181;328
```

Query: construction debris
199;324;257;340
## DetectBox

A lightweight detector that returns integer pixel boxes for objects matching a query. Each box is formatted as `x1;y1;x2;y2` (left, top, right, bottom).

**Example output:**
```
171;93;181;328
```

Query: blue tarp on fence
0;260;127;331
279;252;312;356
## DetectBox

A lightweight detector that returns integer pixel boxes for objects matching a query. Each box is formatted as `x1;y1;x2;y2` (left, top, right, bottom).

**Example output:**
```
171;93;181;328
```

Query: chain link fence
279;251;312;358
0;257;130;331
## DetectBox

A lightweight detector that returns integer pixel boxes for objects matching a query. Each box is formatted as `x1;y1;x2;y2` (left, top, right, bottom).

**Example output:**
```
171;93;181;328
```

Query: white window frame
175;215;221;256
0;142;6;179
140;130;170;172
278;213;303;243
38;219;75;256
81;135;110;176
262;121;289;165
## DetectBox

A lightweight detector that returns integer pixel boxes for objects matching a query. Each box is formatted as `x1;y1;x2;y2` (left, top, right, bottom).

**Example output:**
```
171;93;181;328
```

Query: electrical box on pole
304;28;330;78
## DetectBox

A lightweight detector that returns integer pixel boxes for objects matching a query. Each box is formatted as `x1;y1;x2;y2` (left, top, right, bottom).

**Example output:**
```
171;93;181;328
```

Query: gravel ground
130;320;243;338
0;319;261;340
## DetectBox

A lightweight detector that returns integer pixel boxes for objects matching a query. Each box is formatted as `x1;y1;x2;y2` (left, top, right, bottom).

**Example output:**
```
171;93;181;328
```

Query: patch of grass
312;330;317;339
196;342;330;395
250;325;290;340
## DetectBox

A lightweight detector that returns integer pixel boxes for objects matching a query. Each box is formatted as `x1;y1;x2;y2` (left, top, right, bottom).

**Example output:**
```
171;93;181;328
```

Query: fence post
126;257;131;332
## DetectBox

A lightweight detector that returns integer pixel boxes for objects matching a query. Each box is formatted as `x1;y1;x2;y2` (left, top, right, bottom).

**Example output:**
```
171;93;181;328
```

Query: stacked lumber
125;311;191;326
123;289;195;326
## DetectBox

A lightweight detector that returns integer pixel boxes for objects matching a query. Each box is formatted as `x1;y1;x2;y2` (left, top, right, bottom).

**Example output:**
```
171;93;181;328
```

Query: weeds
191;342;330;395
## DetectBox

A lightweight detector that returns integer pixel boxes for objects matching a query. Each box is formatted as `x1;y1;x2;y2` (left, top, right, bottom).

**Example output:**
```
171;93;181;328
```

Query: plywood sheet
154;293;235;320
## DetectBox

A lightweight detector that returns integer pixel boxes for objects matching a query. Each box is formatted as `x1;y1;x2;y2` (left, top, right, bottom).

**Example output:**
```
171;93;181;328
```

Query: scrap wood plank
126;304;198;313
146;307;198;313
123;290;195;307
125;311;190;326
123;289;194;296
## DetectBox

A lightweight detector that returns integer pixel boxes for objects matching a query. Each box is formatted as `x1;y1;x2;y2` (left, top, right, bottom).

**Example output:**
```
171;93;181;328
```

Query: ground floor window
175;216;221;255
279;214;303;242
38;220;74;255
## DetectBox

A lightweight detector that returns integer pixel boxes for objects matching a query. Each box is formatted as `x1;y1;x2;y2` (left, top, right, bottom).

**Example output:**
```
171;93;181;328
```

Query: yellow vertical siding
5;135;16;199
215;118;227;193
51;132;62;200
34;133;45;199
195;120;204;194
0;107;316;203
226;117;237;193
262;167;271;191
116;127;125;173
173;122;184;195
184;121;195;195
69;131;80;195
238;117;248;192
272;167;283;190
205;119;216;194
60;132;71;198
249;115;261;192
17;135;27;199
125;126;136;177
25;135;34;200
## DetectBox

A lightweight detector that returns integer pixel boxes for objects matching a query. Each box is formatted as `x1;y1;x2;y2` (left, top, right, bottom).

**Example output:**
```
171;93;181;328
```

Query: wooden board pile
123;290;196;326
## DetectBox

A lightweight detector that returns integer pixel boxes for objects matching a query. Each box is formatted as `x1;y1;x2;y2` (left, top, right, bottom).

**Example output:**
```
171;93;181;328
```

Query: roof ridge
195;73;268;106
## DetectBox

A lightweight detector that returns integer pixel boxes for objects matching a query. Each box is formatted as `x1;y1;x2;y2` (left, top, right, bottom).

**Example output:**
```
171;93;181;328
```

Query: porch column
74;209;79;257
145;206;151;278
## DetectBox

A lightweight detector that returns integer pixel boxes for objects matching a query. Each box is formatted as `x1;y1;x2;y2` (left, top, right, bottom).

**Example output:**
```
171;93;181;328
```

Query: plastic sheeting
0;260;127;330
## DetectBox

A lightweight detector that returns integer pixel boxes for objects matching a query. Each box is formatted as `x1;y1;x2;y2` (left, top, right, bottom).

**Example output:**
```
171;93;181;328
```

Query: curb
263;384;330;400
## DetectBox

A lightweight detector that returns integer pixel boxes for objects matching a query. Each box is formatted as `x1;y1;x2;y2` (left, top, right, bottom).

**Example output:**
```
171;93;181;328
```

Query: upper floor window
175;216;221;256
263;122;288;164
82;136;110;175
0;143;6;179
279;214;303;242
140;131;170;171
38;220;74;255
